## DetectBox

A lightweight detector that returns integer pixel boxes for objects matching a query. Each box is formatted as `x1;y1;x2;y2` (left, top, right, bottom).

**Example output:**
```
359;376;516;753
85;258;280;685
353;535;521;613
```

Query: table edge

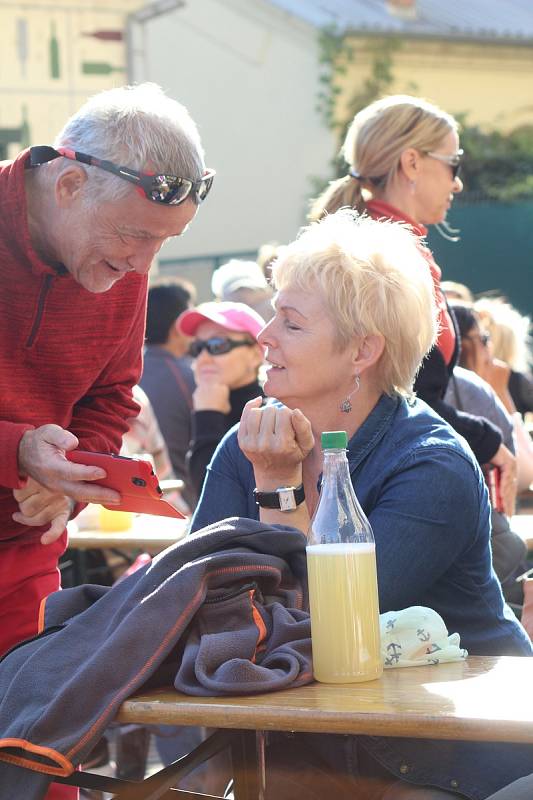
116;698;533;744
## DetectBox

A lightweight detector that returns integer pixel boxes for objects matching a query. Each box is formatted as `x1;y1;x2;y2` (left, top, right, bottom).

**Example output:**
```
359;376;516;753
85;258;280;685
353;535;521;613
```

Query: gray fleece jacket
0;517;312;797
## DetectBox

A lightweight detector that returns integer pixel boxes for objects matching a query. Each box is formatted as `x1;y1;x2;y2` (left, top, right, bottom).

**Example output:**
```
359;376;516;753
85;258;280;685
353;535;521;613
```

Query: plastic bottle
307;431;382;683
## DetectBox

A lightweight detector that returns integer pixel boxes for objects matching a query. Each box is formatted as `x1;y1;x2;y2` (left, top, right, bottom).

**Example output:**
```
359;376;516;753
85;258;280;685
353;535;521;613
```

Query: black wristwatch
253;484;305;512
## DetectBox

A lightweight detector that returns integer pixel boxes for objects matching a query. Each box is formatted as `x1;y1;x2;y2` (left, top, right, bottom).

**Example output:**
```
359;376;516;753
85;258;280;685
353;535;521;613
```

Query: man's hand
17;425;121;505
238;398;314;489
13;478;75;544
490;444;517;517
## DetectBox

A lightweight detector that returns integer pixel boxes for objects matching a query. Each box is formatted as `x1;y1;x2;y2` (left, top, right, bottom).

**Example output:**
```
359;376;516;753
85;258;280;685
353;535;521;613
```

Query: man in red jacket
0;83;212;663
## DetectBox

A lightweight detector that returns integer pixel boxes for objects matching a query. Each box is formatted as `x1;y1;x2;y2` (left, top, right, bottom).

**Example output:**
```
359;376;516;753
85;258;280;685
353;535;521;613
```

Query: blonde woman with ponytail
310;94;462;222
310;94;517;515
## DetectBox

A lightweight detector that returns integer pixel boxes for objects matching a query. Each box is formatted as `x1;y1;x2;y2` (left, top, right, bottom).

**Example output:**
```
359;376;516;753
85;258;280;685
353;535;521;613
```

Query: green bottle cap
321;431;348;450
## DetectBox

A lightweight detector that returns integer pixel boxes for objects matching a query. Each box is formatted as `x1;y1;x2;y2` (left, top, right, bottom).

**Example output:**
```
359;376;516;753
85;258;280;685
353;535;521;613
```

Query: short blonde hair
475;297;532;372
310;94;458;221
271;209;438;397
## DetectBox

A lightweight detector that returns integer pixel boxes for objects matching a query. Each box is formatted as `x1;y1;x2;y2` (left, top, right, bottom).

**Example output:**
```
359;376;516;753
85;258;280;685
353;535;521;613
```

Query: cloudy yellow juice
306;542;382;683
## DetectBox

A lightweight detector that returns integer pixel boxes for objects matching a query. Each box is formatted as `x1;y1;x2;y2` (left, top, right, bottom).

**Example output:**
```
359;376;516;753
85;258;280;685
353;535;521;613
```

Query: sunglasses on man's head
188;337;255;358
424;149;463;180
28;145;215;206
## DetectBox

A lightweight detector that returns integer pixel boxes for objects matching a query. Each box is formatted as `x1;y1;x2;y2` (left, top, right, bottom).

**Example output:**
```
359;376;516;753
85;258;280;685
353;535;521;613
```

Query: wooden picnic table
57;655;533;800
67;515;188;552
118;655;533;744
65;513;188;585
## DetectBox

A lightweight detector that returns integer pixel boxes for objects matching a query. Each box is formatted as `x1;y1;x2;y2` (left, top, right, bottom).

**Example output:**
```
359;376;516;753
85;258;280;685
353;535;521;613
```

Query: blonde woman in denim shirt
191;210;532;800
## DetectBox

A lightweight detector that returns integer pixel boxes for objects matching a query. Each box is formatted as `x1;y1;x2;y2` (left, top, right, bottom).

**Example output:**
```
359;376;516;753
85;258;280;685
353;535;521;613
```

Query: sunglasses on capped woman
188;337;256;358
28;145;215;206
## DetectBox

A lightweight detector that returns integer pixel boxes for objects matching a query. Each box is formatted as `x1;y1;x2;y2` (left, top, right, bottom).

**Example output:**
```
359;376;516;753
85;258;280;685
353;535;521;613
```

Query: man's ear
353;334;385;373
55;166;88;207
398;147;422;183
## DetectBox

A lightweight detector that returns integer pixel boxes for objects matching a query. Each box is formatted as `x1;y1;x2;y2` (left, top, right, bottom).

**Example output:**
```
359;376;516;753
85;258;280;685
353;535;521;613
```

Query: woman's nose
453;175;463;193
257;318;276;347
195;346;211;364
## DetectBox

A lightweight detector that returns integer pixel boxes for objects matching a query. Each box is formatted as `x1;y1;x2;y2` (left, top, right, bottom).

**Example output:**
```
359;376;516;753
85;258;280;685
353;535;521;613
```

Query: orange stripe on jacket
249;589;268;664
38;595;47;634
0;738;73;776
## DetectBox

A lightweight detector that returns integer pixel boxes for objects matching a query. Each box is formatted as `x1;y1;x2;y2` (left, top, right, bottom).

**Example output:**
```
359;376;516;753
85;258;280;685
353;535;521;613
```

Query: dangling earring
410;179;417;195
340;375;360;413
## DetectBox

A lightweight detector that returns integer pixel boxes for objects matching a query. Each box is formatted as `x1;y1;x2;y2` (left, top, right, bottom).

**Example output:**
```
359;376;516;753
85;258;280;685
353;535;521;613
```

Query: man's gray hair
53;82;206;204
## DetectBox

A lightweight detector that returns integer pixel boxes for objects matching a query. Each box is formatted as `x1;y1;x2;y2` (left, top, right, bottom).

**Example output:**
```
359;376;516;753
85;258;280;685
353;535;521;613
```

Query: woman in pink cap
177;300;265;499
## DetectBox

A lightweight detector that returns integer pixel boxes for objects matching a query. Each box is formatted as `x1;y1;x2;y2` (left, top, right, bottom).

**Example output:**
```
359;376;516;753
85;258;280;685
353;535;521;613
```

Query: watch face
277;488;297;511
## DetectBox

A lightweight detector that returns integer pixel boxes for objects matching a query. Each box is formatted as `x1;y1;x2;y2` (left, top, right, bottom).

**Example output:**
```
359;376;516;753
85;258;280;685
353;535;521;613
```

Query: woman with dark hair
450;301;533;498
444;302;530;602
141;279;197;507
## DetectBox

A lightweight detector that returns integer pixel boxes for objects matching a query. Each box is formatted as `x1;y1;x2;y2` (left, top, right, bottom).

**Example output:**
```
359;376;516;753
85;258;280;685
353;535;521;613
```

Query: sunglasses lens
144;172;214;205
148;175;193;205
189;338;232;357
208;338;232;355
196;174;214;203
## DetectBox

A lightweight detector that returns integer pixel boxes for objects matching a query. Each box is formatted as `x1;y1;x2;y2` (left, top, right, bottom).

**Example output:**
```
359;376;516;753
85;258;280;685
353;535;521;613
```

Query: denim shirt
192;393;533;797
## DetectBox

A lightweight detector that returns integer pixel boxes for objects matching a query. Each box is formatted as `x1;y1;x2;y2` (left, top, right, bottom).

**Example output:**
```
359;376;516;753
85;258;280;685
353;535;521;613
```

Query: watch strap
253;484;305;511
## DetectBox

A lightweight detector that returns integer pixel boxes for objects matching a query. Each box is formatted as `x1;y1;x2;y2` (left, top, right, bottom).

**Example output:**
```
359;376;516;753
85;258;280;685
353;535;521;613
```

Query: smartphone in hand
66;450;184;519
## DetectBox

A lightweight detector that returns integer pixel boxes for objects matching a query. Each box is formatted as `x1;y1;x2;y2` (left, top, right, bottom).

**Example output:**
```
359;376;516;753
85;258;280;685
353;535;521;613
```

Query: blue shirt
192;393;533;797
192;393;529;657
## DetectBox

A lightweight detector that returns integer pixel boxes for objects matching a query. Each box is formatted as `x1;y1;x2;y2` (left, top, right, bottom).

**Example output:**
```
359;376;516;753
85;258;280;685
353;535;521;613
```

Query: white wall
129;0;335;267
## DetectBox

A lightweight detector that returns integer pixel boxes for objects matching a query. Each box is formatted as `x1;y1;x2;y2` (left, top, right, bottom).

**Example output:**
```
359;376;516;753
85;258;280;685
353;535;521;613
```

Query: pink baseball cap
177;301;266;339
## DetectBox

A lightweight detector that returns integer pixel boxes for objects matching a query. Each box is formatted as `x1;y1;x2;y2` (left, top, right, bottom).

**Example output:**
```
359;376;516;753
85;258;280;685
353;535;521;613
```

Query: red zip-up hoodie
0;149;147;544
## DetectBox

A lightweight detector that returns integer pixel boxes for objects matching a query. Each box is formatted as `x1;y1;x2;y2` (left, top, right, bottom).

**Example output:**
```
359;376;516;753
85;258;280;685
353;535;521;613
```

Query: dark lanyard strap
161;352;194;411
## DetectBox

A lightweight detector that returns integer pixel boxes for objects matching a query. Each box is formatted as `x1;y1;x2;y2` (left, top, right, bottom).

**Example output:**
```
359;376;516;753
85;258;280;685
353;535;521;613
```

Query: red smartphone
66;450;184;519
482;464;504;514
